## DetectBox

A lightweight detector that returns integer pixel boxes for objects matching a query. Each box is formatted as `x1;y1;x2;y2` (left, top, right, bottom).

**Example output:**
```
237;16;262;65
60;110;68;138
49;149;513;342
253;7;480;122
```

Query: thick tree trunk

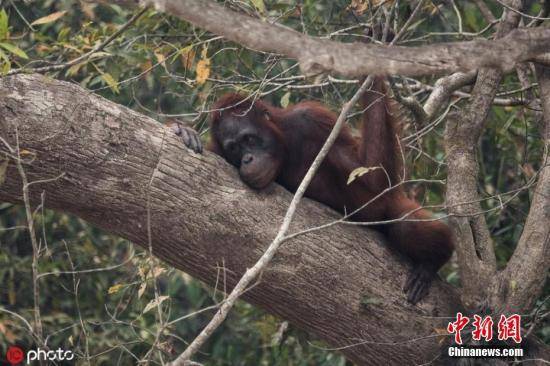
0;74;461;365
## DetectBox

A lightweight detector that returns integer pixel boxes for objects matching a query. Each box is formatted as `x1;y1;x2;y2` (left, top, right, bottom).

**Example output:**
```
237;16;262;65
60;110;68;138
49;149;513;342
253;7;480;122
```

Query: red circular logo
6;346;24;365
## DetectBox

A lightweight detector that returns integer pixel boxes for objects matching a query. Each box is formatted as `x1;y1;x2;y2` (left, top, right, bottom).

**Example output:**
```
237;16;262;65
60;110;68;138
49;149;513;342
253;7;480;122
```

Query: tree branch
423;71;477;119
502;64;550;313
473;0;497;23
0;73;460;365
100;0;550;77
444;0;522;311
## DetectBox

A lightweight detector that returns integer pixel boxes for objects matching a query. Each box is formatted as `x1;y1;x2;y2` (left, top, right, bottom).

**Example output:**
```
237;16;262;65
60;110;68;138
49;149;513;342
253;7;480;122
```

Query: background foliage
0;0;548;364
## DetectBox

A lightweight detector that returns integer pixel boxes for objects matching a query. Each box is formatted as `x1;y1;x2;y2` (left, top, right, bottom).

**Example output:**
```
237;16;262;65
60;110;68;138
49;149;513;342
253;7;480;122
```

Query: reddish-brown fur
208;77;454;303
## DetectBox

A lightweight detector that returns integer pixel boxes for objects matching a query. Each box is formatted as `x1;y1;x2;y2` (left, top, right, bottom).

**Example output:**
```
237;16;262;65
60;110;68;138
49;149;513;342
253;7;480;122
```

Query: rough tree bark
0;74;462;365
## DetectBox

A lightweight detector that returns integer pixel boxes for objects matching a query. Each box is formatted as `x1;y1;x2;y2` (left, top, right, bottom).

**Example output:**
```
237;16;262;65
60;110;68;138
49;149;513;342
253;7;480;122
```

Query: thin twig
13;128;44;349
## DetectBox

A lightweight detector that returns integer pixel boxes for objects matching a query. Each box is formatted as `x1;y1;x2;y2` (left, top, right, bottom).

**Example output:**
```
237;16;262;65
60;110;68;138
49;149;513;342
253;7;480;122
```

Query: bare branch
424;71;477;119
13;129;44;346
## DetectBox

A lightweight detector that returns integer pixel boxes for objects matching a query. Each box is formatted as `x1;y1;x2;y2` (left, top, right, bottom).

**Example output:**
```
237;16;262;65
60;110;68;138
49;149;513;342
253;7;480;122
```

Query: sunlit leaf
280;92;290;108
19;149;34;156
0;61;9;74
108;283;123;294
138;264;148;280
347;0;369;15
0;48;10;74
0;42;28;59
138;282;147;299
30;11;67;26
348;0;393;15
152;267;165;278
347;166;380;185
57;27;71;42
88;51;110;59
101;72;120;94
250;0;266;13
154;50;166;65
0;47;8;61
143;295;169;314
0;9;8;40
427;3;441;15
66;62;84;77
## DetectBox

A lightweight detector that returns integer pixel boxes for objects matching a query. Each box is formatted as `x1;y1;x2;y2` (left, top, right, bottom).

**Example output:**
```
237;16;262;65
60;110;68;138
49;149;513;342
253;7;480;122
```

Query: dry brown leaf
154;50;166;65
31;11;67;26
348;0;393;15
195;48;211;85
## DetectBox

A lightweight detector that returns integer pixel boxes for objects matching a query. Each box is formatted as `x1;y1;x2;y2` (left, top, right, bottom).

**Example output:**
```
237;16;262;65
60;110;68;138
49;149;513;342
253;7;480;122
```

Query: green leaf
250;0;266;13
0;48;10;74
101;72;120;94
0;61;9;74
0;9;8;40
280;92;290;108
0;47;9;63
57;27;71;42
108;283;123;294
66;62;84;77
270;3;291;11
347;166;380;185
0;42;28;59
